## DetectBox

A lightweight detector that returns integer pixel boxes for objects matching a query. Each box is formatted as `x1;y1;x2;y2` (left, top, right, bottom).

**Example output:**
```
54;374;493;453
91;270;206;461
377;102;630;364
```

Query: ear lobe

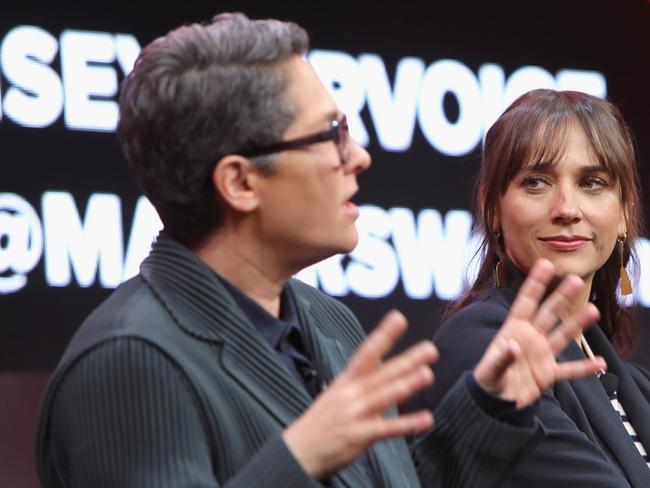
212;155;260;213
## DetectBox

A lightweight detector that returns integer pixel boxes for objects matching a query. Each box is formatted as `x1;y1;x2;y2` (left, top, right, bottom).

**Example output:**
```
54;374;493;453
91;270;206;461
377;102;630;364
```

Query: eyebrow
522;161;609;173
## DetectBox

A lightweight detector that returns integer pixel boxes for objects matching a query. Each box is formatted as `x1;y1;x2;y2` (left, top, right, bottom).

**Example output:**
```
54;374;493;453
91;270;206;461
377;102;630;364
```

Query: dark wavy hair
117;13;309;244
451;89;643;355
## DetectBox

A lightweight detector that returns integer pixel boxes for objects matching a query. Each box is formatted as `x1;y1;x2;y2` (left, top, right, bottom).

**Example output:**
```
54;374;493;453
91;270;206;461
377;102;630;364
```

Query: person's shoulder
426;289;513;410
64;335;174;381
437;288;511;336
624;360;650;385
59;275;167;366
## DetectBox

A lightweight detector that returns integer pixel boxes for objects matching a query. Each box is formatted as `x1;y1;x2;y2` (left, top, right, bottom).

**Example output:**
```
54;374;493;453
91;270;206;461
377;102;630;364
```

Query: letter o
418;59;482;156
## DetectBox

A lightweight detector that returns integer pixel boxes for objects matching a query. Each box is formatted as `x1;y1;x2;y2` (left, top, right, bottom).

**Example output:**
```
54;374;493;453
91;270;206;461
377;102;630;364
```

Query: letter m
42;191;123;288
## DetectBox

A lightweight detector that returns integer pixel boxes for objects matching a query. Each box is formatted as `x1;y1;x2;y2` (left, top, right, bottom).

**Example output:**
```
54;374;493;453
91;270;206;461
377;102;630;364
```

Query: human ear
617;204;628;237
479;183;499;233
211;155;260;214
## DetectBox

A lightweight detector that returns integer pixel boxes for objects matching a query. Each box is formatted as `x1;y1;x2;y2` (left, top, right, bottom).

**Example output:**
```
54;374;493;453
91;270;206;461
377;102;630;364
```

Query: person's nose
344;139;372;175
550;184;582;224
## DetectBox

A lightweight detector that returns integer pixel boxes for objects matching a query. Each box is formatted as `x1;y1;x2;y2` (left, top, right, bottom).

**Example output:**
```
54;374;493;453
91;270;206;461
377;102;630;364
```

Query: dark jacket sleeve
427;299;631;488
43;338;318;488
413;372;542;488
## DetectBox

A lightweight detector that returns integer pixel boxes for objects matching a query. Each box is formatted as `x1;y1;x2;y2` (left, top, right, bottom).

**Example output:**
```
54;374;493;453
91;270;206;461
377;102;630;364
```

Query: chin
339;232;359;254
326;225;358;253
302;236;358;266
546;261;591;279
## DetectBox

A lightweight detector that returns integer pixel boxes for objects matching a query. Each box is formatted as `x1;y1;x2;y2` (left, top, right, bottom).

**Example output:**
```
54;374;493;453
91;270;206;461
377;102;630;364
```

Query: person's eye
521;175;550;191
582;176;609;191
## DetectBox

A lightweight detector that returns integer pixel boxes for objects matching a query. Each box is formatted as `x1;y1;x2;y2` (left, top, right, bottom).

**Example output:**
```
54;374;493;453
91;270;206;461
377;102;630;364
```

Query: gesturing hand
282;310;438;479
474;259;607;408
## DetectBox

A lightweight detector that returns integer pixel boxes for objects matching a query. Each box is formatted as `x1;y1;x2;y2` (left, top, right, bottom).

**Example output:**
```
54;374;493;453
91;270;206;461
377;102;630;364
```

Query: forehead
283;56;338;130
520;119;599;170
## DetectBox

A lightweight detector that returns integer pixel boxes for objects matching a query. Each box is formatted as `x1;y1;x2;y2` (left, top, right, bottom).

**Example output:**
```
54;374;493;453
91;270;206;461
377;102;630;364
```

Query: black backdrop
1;0;649;374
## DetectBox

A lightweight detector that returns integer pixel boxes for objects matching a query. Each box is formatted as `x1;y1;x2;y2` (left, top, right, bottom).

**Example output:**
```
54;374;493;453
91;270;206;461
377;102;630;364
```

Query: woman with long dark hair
427;89;650;487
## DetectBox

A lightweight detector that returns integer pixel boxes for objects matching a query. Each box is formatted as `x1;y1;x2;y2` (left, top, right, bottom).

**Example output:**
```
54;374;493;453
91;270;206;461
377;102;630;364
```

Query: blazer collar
140;236;378;487
140;235;312;422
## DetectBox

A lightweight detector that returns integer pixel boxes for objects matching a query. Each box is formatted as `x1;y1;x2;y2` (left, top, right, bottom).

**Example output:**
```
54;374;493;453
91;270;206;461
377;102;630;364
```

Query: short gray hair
117;12;310;243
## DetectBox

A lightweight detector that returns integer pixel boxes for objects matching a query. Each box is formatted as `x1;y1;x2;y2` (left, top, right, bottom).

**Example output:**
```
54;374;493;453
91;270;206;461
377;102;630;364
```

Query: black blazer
37;236;541;487
429;280;650;487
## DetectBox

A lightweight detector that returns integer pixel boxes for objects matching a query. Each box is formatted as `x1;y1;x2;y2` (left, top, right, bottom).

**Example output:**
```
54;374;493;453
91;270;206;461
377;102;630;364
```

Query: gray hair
117;12;310;243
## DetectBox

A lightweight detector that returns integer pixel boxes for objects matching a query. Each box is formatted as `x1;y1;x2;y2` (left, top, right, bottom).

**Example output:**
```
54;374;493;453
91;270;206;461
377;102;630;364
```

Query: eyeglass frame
236;113;350;166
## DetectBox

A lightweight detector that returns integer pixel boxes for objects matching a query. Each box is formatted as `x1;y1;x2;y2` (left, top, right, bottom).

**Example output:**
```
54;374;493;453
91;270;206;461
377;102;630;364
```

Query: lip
343;200;360;219
538;235;591;252
342;187;360;217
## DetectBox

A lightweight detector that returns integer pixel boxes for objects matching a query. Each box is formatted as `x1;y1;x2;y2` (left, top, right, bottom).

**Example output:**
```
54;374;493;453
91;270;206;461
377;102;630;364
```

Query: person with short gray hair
118;13;308;243
36;13;606;487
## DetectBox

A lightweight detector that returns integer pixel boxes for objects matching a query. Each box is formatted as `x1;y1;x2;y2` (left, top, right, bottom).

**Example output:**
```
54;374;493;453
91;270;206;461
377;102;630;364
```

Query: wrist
282;426;326;480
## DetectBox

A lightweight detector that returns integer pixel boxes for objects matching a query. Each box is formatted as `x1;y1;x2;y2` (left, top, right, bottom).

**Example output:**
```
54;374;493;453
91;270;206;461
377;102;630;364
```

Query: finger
473;337;518;393
364;410;435;441
547;303;600;354
362;365;434;414
532;274;585;334
342;310;408;380
555;357;607;382
508;259;555;322
363;340;438;393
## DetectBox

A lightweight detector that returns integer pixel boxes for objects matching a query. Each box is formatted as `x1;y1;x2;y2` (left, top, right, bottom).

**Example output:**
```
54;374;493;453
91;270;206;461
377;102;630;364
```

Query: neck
192;227;295;318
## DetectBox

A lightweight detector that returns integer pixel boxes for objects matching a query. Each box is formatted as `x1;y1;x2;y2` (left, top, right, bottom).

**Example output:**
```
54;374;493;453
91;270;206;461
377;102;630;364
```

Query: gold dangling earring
494;232;507;287
618;233;633;296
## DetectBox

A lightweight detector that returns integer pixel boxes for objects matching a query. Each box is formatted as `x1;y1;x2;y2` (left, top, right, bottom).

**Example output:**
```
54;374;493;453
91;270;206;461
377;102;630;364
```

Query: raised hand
474;259;607;408
282;310;438;479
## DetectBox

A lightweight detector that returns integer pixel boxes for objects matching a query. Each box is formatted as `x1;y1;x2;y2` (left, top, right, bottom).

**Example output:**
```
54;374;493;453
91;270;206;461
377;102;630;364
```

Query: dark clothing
219;273;377;486
37;236;542;487
218;274;323;398
463;372;537;428
429;275;650;487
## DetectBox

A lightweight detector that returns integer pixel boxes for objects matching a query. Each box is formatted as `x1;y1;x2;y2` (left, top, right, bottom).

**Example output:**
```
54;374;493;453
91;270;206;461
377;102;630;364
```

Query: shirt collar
215;273;299;350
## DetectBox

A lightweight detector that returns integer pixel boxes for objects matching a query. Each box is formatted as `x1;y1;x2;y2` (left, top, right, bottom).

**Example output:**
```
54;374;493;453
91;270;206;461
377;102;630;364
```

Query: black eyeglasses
238;113;350;166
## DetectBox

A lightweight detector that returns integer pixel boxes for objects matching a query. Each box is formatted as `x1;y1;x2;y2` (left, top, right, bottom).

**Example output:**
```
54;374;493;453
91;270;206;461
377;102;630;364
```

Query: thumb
474;337;519;393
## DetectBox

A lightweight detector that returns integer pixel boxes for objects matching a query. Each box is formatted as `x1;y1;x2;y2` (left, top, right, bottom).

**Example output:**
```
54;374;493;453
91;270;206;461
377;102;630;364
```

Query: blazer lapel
291;285;419;488
560;330;650;485
585;327;650;486
290;286;374;488
140;236;312;427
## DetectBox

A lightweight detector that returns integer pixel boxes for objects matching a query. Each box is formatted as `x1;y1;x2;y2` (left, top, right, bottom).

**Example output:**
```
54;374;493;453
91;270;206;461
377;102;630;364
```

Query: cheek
500;201;537;239
499;198;541;261
592;198;623;239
